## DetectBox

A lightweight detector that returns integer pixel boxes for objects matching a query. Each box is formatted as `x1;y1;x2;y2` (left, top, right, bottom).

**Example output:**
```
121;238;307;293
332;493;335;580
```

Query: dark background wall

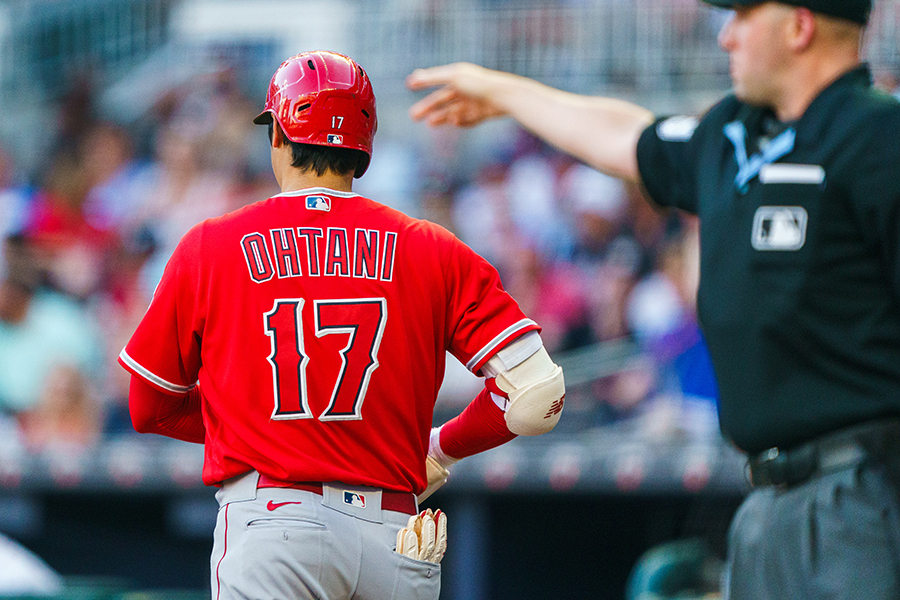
4;489;743;599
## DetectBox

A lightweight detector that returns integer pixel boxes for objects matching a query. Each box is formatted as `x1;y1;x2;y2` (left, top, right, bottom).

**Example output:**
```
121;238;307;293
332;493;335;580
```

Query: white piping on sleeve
119;348;196;394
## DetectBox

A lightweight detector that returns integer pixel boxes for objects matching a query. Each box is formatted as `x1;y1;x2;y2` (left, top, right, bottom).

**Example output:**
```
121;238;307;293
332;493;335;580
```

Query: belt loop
216;471;261;506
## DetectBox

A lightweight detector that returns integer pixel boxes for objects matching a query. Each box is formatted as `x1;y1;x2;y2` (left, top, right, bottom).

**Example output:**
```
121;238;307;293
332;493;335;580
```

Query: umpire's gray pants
724;461;900;599
210;472;440;600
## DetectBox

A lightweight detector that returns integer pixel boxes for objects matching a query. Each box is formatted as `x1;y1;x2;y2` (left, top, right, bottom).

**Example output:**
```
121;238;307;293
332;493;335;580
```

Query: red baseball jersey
119;187;538;492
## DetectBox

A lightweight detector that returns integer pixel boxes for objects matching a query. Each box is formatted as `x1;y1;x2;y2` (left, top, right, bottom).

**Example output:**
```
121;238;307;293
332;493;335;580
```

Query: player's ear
271;122;286;149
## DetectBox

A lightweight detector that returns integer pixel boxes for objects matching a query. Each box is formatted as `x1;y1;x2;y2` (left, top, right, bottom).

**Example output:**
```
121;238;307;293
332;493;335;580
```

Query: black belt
747;419;900;488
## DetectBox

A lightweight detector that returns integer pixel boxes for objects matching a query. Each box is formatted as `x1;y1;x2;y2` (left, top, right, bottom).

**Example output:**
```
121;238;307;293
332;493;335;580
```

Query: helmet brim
252;111;273;125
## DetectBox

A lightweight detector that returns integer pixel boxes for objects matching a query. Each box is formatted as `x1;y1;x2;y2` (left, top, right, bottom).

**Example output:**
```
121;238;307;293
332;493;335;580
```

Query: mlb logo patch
305;195;331;212
344;491;366;509
327;134;343;145
752;206;808;251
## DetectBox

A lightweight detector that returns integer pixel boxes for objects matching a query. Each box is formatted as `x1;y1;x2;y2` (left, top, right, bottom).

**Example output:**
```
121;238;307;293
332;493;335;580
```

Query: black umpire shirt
636;65;900;454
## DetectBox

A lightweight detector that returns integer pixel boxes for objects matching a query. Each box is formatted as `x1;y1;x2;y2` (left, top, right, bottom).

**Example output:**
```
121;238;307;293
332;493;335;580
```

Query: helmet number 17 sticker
332;116;344;129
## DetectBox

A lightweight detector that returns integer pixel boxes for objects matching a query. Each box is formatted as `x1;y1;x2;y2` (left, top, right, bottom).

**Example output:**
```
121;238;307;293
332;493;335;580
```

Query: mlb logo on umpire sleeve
344;491;366;508
752;206;808;251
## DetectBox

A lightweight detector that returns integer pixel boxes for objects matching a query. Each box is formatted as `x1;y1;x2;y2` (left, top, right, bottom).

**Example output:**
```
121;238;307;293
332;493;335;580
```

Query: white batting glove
418;427;459;503
395;508;448;564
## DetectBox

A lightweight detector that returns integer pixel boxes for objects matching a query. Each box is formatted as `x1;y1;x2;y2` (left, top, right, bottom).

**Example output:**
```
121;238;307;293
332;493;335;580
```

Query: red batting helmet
253;51;377;177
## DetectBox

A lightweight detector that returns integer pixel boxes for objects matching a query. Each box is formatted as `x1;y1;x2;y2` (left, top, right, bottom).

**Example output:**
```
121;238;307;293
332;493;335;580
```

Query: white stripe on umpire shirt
759;164;825;185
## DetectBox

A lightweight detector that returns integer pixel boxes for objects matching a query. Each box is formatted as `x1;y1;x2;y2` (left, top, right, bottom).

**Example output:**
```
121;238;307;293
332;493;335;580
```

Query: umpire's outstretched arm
407;63;654;184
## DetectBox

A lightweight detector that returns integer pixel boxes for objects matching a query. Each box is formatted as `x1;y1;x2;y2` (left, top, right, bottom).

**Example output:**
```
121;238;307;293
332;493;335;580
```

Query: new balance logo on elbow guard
545;395;565;419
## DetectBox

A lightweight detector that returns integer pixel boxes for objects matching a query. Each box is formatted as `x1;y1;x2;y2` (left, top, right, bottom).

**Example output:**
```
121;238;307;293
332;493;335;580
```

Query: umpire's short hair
268;122;370;179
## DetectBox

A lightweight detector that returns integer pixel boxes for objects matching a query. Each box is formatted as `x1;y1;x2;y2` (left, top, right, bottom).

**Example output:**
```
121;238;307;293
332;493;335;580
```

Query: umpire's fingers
408;87;460;123
406;63;469;91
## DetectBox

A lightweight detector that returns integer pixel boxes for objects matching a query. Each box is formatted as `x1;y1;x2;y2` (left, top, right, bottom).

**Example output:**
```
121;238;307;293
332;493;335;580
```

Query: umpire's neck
270;123;354;194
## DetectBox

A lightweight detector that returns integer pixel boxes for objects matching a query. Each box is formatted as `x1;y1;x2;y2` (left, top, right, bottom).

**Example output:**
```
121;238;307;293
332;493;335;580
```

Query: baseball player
119;50;565;600
408;0;900;598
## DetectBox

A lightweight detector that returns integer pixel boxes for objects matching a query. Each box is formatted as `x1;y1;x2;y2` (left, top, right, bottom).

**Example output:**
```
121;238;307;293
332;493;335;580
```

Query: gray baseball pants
210;472;440;600
724;461;900;599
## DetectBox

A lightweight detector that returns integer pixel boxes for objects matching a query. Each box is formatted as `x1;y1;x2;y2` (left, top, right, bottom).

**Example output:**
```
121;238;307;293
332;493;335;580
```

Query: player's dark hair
269;122;370;178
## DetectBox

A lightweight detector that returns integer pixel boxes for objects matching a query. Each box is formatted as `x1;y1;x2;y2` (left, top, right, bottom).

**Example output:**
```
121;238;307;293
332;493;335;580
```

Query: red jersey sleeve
118;224;205;395
129;376;206;444
443;237;539;374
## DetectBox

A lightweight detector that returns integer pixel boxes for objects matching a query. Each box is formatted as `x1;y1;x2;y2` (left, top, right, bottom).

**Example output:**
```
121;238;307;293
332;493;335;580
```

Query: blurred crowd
0;69;279;455
2;62;897;456
417;128;718;438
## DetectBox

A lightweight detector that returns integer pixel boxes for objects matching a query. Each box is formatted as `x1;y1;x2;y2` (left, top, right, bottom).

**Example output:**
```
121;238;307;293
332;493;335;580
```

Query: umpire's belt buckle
747;439;868;488
747;444;816;488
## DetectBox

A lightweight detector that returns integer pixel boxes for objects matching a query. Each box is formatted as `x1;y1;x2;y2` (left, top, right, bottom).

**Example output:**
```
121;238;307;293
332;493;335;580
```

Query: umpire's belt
747;418;900;488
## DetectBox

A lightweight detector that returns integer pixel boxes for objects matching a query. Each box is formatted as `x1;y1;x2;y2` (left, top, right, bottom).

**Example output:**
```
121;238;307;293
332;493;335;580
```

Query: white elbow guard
489;345;565;436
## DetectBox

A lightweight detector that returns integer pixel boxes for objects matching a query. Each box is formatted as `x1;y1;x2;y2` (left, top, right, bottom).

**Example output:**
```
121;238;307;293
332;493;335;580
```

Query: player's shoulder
407;215;466;254
170;200;260;259
354;194;459;242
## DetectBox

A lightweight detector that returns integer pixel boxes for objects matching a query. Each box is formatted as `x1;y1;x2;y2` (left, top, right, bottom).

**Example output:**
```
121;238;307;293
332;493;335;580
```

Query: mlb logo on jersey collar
305;195;331;212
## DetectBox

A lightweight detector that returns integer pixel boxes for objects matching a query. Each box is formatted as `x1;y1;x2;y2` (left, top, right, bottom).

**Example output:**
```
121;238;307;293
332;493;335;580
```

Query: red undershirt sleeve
438;385;516;459
129;376;206;444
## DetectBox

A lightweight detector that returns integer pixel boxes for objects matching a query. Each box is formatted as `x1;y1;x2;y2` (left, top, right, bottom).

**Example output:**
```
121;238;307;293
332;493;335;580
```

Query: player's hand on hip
418;454;451;503
407;63;508;127
396;508;448;564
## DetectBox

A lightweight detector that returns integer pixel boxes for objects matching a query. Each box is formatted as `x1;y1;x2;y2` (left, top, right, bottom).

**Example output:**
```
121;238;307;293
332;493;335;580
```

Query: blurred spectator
874;67;900;100
559;163;643;343
451;161;513;266
93;228;157;434
0;236;104;426
627;234;694;345
55;76;97;155
195;68;259;176
592;356;659;425
501;242;592;353
19;364;102;452
81;122;155;232
25;153;117;300
504;132;570;253
584;260;636;342
0;145;34;269
419;180;456;232
626;225;719;436
355;137;423;217
559;162;630;265
133;123;232;296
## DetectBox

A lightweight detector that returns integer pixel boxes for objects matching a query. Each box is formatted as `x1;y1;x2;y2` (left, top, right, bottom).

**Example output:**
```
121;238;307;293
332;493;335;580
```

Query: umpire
408;0;900;597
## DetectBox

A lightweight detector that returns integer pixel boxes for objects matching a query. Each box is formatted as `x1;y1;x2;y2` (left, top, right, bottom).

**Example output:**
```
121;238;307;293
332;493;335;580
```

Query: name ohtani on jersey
241;227;398;283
